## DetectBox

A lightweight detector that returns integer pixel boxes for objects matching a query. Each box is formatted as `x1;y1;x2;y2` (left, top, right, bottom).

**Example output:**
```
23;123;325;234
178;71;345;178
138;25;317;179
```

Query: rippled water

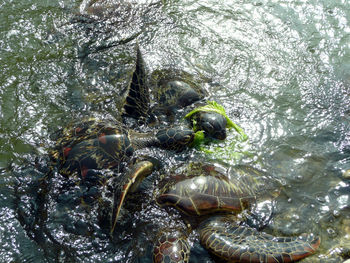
1;0;350;262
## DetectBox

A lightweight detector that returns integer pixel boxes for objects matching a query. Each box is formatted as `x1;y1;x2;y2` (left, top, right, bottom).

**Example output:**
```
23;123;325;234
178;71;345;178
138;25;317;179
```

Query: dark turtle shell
154;80;203;114
156;163;278;216
153;230;190;263
50;118;134;179
150;69;206;118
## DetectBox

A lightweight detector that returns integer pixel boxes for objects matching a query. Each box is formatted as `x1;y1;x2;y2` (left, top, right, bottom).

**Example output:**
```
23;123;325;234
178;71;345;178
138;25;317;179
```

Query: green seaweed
191;130;253;164
188;101;252;163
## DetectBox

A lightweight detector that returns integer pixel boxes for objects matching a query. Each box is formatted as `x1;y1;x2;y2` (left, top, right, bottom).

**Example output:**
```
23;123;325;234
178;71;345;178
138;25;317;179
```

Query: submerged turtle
151;73;230;140
51;118;195;177
50;117;194;230
122;45;232;141
152;162;320;263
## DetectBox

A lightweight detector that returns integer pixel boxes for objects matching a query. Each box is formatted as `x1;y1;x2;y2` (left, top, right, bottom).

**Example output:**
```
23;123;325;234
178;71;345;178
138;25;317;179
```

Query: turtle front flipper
123;44;151;121
153;230;190;263
199;217;320;263
111;160;154;233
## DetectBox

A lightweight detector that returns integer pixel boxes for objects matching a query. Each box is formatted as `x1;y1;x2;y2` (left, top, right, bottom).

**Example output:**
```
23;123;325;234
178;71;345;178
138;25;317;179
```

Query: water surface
1;0;350;262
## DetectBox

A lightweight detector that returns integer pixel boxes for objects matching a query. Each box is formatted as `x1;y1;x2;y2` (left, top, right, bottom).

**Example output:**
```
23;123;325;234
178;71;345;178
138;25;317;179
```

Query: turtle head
165;81;201;108
156;128;194;151
195;112;227;140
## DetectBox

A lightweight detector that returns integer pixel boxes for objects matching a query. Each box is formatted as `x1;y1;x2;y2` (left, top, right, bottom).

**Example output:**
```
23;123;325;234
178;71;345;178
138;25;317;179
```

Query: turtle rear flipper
199;218;320;263
123;44;150;121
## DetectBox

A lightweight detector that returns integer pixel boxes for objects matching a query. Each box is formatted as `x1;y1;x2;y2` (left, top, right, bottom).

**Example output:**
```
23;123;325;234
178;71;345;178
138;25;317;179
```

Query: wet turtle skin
153;163;320;263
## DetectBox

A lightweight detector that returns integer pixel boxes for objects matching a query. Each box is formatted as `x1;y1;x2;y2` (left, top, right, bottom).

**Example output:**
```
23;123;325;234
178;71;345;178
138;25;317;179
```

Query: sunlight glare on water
0;0;350;262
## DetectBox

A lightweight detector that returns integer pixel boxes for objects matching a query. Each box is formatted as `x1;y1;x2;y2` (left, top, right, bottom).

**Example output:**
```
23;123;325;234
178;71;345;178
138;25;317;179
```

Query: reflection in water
0;0;350;262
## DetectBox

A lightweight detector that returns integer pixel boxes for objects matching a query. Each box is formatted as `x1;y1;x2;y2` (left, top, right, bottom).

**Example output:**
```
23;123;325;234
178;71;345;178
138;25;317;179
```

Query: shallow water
1;0;350;262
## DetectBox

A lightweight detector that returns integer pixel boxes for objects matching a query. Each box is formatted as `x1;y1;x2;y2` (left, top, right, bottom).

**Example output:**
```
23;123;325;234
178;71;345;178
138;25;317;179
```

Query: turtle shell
156;80;202;110
150;69;208;115
50;118;160;233
156;163;280;216
50;118;134;179
199;216;321;263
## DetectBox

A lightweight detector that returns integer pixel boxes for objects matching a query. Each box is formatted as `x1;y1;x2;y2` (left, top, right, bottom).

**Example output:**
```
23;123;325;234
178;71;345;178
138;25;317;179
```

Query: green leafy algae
185;101;248;141
188;101;252;164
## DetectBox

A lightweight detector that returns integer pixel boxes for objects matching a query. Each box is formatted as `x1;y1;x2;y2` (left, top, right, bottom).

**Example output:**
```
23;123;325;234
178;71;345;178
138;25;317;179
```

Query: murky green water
1;0;350;262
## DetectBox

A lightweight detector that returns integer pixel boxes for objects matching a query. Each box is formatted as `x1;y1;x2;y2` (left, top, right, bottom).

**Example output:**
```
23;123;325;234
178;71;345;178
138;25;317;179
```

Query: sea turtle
151;162;320;263
150;72;230;140
50;117;194;231
122;45;231;141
